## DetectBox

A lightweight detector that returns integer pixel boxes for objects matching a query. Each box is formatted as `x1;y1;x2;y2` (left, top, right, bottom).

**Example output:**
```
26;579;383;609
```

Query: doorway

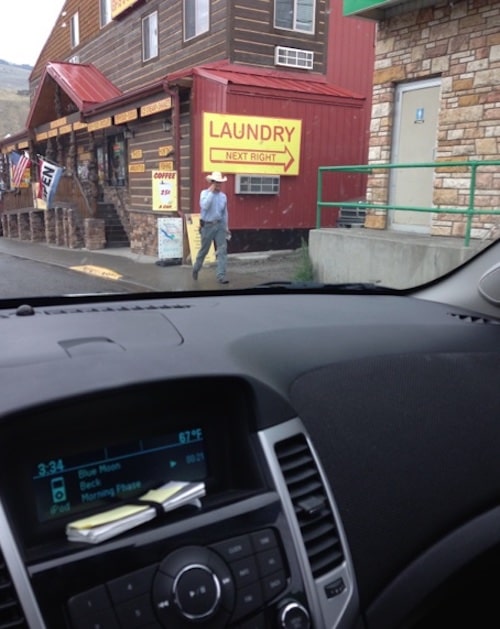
389;79;441;233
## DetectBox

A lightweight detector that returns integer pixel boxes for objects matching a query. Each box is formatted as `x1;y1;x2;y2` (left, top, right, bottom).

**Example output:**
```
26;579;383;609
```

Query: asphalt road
0;239;307;297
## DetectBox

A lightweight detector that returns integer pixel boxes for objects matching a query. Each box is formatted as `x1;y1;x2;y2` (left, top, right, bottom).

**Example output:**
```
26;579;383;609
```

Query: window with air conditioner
70;12;80;48
142;11;159;61
184;0;209;41
275;46;314;69
100;0;112;27
275;0;315;34
236;175;280;195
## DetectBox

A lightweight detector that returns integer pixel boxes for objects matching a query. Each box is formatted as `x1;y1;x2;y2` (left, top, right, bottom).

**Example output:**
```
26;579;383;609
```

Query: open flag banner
37;158;64;209
10;151;32;188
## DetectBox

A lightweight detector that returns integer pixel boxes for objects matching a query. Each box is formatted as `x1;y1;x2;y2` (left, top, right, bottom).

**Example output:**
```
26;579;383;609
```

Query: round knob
278;601;311;629
153;546;235;627
173;564;221;620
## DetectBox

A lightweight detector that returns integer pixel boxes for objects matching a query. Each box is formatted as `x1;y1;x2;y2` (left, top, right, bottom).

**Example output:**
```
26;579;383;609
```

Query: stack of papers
66;480;205;544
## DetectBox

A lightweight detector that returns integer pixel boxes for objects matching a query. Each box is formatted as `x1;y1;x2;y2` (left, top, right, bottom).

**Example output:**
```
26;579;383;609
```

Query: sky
0;0;66;66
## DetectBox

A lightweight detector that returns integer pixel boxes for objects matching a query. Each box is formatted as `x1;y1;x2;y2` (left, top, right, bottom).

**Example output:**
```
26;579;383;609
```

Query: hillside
0;60;31;139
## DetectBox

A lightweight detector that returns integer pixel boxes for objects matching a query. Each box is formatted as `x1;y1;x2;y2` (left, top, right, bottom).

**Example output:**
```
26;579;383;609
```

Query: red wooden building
0;1;375;255
175;62;367;251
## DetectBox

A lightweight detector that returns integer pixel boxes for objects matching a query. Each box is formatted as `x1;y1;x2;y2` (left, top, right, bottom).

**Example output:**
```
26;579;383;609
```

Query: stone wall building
345;0;500;241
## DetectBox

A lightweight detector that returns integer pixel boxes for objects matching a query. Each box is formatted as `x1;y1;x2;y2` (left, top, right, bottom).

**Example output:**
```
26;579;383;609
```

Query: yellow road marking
70;265;123;281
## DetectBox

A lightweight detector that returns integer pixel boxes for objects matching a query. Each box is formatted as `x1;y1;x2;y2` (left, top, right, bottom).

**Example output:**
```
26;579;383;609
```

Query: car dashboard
0;289;499;629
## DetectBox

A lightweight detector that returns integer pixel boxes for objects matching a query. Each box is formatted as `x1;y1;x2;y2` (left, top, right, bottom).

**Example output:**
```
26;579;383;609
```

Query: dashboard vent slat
275;434;345;578
41;303;192;315
448;312;499;324
0;553;27;628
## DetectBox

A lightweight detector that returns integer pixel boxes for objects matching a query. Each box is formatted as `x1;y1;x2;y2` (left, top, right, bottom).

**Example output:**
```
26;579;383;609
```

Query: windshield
0;0;498;299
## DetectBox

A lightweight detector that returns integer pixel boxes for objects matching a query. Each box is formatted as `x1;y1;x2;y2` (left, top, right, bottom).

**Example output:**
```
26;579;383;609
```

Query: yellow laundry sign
203;113;302;175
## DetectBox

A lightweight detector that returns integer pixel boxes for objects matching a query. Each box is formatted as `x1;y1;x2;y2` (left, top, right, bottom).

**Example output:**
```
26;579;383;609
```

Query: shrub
294;238;314;282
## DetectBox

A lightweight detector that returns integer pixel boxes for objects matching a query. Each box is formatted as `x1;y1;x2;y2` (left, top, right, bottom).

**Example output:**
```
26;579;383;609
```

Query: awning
26;62;123;128
167;61;364;100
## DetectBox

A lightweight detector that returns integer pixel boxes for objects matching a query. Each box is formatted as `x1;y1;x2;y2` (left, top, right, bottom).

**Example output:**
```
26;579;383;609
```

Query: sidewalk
0;238;303;292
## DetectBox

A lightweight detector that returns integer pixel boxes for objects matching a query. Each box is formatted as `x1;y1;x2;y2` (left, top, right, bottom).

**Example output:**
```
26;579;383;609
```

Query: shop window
236;175;280;195
97;146;107;186
274;0;315;34
142;11;158;61
183;0;209;41
70;12;80;48
100;0;112;27
108;137;127;187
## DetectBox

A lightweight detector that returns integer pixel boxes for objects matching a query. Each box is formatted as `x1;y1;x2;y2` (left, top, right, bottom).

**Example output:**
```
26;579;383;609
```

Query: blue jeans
193;222;228;279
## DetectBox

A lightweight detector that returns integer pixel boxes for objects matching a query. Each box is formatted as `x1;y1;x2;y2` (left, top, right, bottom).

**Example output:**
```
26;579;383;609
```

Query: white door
389;79;441;233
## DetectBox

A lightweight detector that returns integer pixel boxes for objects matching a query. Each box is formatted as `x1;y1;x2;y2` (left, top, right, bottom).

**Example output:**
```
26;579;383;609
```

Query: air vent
0;549;27;628
448;312;498;324
275;434;344;578
41;303;192;315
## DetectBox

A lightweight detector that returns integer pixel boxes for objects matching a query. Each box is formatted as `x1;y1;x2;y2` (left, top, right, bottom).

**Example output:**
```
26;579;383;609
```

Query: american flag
10;151;32;187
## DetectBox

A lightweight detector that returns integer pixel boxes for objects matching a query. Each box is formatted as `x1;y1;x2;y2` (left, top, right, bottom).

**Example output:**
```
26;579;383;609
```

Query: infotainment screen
31;427;207;524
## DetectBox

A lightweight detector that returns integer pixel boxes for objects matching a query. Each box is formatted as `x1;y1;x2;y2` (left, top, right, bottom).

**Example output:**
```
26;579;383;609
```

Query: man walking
192;171;230;284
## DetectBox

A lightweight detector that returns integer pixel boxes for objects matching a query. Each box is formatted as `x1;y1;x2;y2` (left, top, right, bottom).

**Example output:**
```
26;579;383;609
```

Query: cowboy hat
206;171;227;183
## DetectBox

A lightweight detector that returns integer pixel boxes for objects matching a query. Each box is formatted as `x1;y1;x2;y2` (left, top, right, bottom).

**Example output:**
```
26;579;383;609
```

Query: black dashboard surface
0;291;499;628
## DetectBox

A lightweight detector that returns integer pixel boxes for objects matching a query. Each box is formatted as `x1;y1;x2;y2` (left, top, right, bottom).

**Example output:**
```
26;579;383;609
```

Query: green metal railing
316;160;500;246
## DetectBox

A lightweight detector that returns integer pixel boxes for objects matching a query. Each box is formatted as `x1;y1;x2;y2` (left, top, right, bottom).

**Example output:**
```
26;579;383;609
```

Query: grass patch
293;239;314;282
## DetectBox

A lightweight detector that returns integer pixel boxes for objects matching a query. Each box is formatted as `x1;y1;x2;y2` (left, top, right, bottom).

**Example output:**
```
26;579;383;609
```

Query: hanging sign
140;98;172;118
114;109;138;125
88;117;112;132
152;170;178;212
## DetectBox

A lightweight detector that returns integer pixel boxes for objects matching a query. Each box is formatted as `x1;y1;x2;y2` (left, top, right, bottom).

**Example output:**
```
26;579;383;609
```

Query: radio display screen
31;427;207;523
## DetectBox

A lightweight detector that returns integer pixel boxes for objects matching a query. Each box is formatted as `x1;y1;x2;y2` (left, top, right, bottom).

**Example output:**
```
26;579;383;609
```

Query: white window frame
70;12;80;48
100;0;112;28
183;0;210;42
236;175;280;195
275;46;314;69
142;11;159;62
274;0;315;34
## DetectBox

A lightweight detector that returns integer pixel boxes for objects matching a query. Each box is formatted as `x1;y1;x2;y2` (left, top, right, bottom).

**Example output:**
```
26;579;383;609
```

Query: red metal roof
26;62;123;128
167;61;364;100
46;62;123;109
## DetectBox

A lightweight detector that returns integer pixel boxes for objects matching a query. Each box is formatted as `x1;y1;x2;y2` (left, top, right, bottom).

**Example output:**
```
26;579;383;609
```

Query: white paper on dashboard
66;480;205;544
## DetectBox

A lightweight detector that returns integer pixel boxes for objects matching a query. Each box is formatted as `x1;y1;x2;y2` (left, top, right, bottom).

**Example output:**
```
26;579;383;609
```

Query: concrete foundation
309;228;489;289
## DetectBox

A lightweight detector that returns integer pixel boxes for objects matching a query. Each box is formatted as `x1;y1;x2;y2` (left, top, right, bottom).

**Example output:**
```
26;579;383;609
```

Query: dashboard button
232;582;263;622
261;571;286;602
152;572;174;626
230;556;259;588
250;528;277;552
256;548;283;577
212;535;253;562
107;565;157;604
114;593;157;628
174;565;220;619
68;585;113;617
69;607;120;629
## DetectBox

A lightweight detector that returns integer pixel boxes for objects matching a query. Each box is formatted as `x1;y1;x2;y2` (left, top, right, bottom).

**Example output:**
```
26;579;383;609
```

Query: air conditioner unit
275;46;314;70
